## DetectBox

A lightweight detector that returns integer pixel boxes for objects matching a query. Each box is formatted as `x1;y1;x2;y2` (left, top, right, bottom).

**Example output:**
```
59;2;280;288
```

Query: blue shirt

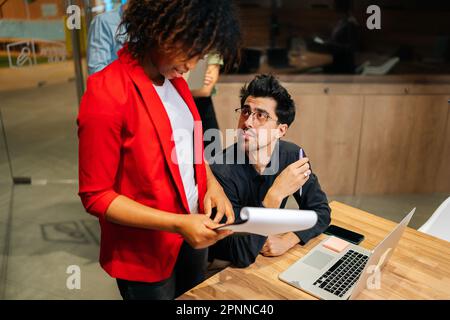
87;5;127;75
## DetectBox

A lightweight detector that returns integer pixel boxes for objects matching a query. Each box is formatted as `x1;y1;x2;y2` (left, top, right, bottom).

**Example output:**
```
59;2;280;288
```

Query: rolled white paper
218;207;318;236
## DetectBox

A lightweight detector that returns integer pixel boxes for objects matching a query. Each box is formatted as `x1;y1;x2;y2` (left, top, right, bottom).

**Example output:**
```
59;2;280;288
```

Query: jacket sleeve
77;77;123;220
293;172;331;245
209;169;267;268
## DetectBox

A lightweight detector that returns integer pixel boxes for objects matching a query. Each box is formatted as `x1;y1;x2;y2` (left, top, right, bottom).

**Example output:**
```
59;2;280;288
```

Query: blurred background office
0;0;449;299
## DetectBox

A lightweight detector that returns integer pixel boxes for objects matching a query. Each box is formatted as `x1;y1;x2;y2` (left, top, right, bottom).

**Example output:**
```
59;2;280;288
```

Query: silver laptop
279;208;415;300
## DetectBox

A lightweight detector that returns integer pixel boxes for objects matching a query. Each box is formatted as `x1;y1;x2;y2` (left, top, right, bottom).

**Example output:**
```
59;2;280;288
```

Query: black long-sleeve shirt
209;140;331;268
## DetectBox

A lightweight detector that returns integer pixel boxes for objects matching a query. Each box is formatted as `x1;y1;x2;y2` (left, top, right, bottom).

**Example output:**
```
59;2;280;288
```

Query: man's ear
277;123;288;139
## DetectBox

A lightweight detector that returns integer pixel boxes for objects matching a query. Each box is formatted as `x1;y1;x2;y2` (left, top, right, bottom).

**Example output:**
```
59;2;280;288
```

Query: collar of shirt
246;140;282;180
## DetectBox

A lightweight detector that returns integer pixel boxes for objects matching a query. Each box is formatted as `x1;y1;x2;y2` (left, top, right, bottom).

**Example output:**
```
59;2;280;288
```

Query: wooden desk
179;201;450;300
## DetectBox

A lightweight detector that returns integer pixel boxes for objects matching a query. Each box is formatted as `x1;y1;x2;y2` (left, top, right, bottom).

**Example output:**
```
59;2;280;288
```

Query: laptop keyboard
312;250;369;298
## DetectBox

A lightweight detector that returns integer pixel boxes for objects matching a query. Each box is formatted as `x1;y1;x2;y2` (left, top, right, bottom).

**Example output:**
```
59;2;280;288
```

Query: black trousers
194;96;222;158
116;242;208;300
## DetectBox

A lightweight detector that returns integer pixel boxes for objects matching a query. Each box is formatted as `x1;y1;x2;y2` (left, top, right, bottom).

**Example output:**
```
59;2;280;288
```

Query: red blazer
77;47;207;283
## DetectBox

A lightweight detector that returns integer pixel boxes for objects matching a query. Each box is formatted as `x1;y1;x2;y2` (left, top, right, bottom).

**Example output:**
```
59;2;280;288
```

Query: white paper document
216;207;318;236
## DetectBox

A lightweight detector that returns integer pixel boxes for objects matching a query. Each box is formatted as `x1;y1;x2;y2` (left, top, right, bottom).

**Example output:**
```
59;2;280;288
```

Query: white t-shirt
153;79;198;213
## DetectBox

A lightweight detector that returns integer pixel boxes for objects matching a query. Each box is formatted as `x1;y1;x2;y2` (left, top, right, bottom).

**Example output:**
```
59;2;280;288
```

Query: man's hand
263;157;311;208
260;233;300;257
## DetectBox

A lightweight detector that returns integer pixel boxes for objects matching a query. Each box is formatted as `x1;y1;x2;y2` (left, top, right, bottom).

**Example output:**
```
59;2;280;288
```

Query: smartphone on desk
324;225;365;245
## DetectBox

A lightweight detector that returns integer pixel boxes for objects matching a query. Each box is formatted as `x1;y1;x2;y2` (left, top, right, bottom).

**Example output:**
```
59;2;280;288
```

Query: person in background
208;74;331;270
190;54;224;154
86;1;128;75
323;0;360;74
78;0;241;300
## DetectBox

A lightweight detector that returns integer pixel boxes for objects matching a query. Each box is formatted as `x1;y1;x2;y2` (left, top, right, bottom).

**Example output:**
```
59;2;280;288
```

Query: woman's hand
176;214;233;249
190;64;220;97
203;64;219;86
204;179;235;224
203;74;214;86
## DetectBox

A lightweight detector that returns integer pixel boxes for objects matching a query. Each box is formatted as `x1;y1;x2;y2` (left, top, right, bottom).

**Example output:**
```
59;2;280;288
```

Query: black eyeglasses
234;106;278;125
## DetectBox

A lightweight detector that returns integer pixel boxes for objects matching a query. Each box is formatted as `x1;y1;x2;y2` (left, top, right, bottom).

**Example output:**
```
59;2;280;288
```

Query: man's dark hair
240;74;296;126
120;0;241;68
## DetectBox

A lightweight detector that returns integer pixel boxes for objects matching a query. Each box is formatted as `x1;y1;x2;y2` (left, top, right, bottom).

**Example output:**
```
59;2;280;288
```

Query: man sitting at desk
208;74;331;269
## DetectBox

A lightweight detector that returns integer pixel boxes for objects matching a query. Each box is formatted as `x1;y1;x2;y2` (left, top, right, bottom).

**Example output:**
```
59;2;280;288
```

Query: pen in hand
299;148;304;197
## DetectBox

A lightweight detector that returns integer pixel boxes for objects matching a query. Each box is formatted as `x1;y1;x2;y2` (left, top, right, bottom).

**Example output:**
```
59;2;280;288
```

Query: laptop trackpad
303;251;335;270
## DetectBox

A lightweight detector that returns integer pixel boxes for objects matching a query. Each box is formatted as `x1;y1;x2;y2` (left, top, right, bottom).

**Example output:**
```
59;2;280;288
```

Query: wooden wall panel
2;0;27;19
2;0;67;20
238;7;270;48
234;5;450;53
355;95;449;194
435;99;450;193
212;82;450;195
285;94;364;196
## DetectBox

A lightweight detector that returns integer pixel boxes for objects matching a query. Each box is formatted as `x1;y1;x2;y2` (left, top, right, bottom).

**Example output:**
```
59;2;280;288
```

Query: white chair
418;196;450;242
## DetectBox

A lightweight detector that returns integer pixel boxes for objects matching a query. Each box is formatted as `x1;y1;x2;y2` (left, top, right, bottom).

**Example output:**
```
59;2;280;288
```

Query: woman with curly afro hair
77;0;241;299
